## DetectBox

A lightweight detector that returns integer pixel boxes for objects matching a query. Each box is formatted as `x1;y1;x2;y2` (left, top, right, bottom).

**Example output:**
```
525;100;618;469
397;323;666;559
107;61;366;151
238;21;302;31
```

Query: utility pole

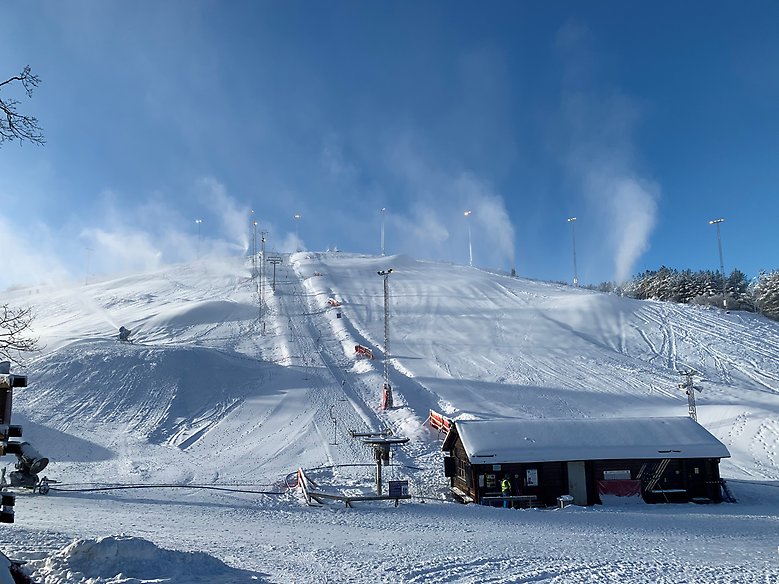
377;269;393;409
678;370;701;422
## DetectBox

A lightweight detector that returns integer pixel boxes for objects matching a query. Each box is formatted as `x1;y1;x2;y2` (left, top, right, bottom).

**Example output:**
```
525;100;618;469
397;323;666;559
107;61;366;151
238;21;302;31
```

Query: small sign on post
388;480;408;498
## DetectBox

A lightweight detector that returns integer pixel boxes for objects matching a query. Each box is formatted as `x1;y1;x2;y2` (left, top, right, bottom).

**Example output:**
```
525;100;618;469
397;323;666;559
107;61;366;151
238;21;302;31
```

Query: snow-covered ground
2;252;778;583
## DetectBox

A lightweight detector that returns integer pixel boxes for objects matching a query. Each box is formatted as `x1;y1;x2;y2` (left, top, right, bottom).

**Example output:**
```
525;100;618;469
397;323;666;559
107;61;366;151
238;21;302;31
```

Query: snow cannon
6;441;49;489
15;442;48;475
118;326;132;342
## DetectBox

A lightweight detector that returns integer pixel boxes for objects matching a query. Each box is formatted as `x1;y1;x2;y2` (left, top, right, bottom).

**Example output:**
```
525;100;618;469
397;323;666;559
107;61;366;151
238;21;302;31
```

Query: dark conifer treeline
586;268;779;320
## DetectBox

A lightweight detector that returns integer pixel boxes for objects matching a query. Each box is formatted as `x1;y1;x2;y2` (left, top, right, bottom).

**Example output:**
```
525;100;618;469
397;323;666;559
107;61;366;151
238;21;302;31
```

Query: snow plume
0;217;70;290
80;226;163;273
388;173;515;271
564;96;660;283
556;21;660;283
195;177;251;254
594;173;658;283
459;174;517;273
73;181;250;282
384;136;516;271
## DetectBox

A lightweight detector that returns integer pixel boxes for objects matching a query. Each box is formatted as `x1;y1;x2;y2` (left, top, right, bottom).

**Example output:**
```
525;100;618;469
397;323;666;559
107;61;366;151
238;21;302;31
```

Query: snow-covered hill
2;252;778;583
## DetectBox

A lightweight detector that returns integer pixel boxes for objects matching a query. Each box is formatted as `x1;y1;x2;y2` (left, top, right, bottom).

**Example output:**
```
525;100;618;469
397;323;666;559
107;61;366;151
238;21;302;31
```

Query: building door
567;461;587;505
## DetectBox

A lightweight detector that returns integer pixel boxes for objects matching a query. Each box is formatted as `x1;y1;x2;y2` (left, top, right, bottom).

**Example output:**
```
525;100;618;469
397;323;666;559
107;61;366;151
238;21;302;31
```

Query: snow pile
28;535;265;583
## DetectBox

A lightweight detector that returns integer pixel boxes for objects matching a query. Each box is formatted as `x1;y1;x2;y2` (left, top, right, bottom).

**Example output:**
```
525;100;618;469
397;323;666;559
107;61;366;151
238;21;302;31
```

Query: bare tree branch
0;66;45;147
0;304;40;365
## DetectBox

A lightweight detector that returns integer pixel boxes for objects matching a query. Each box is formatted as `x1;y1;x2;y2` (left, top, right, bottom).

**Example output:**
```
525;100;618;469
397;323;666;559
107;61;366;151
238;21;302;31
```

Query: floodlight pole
380;207;386;256
259;231;267;329
464;210;473;267
378;269;393;409
567;217;578;286
709;218;727;309
294;213;301;253
195;219;203;259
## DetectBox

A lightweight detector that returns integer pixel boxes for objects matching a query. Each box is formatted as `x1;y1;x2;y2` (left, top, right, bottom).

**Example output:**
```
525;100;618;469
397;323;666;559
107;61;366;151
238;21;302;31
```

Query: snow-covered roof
445;417;730;464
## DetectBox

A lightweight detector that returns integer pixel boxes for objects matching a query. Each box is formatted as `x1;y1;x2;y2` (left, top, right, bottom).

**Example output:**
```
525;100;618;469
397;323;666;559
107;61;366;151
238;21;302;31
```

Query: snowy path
8;484;779;583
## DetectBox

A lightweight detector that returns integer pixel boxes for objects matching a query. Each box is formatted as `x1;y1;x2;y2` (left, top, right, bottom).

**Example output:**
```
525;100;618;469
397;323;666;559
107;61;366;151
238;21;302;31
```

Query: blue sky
1;1;777;289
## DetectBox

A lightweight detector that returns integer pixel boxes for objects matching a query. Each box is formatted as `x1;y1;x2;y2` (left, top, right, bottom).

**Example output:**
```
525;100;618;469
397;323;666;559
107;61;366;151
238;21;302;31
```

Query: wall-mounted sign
603;470;631;480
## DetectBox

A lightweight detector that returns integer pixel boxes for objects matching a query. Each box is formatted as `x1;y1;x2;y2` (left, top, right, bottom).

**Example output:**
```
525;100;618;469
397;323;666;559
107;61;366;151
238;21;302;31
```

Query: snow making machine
0;362;54;513
1;442;51;494
118;326;133;342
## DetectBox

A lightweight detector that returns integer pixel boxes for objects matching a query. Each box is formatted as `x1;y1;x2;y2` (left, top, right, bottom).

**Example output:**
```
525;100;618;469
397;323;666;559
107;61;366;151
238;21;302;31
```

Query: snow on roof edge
446;416;730;463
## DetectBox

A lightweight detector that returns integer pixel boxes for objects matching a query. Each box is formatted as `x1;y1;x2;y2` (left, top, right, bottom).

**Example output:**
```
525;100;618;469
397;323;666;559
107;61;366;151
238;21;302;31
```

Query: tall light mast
708;218;727;308
377;269;393;409
464;210;473;267
567;217;578;286
380;207;387;256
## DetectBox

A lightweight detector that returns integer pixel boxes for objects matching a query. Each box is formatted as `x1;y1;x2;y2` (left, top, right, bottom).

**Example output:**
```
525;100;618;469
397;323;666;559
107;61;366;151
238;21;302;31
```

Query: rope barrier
727;478;779;489
49;483;286;495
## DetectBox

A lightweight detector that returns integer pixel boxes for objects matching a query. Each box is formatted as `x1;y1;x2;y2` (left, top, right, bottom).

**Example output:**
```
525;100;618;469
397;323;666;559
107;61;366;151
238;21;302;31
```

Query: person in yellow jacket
501;476;511;508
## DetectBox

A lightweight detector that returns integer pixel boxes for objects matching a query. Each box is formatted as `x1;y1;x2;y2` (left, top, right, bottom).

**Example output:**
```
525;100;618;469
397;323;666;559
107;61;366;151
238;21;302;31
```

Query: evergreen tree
591;265;775;320
754;271;779;320
726;269;752;310
675;270;698;304
653;266;678;301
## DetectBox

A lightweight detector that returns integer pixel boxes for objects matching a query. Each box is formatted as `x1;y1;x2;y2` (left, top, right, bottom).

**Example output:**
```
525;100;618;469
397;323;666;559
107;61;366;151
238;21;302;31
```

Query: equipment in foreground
3;442;49;492
1;363;55;518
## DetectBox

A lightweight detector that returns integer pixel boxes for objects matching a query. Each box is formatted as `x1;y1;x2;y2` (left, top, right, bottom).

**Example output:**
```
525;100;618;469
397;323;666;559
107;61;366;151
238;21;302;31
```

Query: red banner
597;480;641;498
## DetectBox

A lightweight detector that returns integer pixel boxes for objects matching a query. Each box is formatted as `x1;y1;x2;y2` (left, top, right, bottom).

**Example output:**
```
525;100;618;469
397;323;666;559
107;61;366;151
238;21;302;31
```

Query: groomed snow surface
2;252;778;583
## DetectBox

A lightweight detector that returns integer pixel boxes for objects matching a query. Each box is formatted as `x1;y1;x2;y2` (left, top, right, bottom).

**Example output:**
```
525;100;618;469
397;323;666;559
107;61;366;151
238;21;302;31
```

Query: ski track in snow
2;253;779;583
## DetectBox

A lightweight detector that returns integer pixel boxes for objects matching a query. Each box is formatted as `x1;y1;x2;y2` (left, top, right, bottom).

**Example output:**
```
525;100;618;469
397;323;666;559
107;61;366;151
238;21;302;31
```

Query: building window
456;458;469;480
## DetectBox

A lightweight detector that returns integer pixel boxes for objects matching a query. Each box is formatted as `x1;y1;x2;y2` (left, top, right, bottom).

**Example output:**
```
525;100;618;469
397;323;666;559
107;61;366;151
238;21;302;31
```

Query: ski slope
2;252;778;583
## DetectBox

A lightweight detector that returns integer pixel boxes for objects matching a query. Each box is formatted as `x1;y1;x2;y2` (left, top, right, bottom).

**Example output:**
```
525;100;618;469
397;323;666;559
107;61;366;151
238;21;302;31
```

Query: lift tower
678;370;701;422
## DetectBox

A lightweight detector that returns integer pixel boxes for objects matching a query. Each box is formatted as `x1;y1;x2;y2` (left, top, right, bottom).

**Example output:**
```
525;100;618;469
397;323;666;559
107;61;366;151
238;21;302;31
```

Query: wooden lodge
441;417;731;507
